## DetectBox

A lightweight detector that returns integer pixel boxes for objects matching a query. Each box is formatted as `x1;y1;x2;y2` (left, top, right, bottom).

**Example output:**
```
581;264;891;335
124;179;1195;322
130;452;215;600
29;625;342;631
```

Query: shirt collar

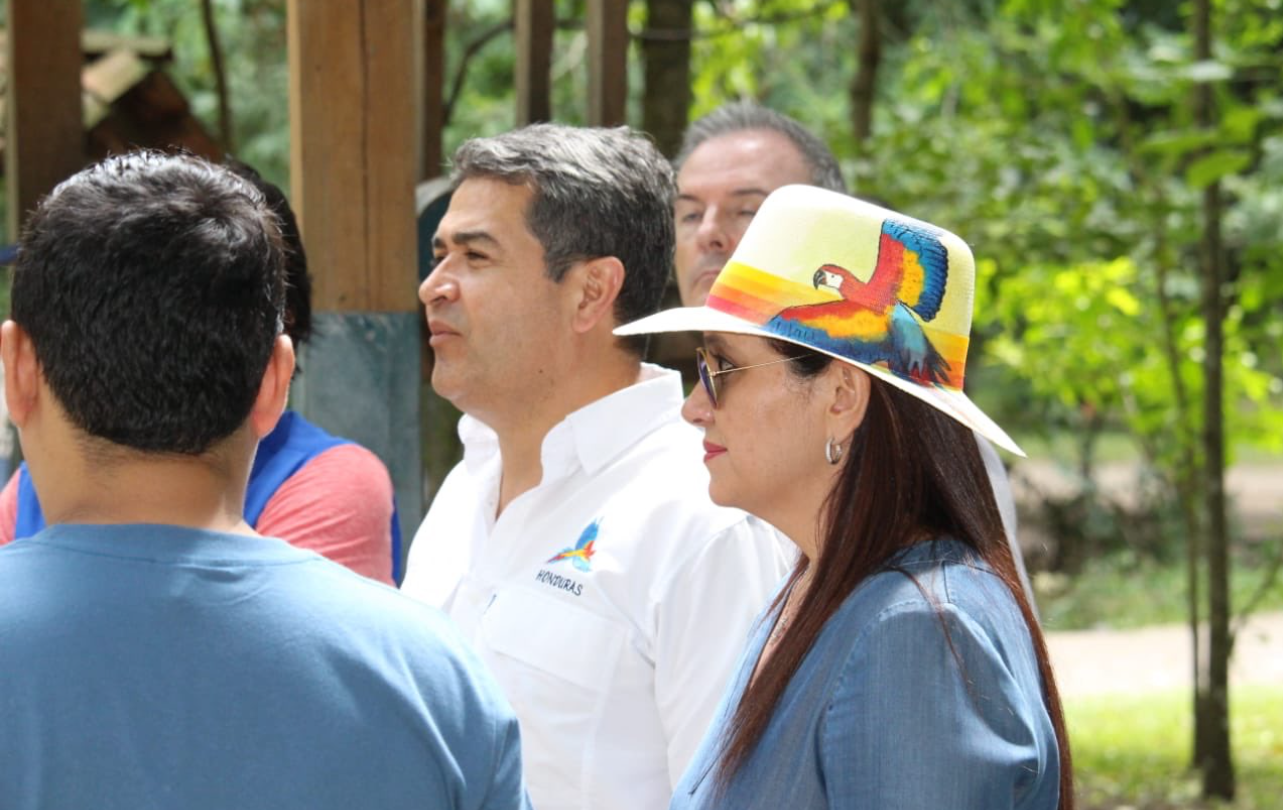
457;363;684;480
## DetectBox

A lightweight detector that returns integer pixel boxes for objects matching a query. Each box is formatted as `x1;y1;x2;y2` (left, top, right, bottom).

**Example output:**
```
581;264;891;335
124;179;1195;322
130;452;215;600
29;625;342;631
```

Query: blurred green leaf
1186;149;1252;188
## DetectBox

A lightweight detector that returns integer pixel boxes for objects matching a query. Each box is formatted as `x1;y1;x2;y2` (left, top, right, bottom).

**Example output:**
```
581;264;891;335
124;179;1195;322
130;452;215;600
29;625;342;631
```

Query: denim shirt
670;539;1061;810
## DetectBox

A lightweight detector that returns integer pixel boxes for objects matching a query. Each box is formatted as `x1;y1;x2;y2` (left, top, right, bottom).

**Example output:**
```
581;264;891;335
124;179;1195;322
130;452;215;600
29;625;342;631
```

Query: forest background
3;0;1282;808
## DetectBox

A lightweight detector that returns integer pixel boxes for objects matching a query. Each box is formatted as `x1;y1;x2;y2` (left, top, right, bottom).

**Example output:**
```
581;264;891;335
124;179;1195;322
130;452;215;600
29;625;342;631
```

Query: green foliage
809;0;1283;575
85;0;291;187
1036;544;1283;630
1068;687;1283;808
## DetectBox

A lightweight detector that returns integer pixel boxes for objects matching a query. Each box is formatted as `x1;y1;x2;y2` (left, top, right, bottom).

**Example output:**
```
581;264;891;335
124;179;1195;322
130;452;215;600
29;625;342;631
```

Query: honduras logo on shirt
546;519;600;572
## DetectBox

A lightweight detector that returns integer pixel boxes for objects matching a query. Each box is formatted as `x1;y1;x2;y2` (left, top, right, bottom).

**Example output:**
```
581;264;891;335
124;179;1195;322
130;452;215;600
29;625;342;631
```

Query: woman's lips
703;440;727;462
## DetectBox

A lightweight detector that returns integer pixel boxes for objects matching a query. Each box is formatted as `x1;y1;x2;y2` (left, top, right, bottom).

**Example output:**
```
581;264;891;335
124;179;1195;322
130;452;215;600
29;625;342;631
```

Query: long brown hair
714;344;1074;808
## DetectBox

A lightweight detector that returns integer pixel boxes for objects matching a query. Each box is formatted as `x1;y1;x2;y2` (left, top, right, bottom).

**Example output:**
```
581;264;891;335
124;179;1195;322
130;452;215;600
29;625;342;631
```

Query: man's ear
568;256;626;335
1;320;42;428
826;363;871;447
248;335;295;439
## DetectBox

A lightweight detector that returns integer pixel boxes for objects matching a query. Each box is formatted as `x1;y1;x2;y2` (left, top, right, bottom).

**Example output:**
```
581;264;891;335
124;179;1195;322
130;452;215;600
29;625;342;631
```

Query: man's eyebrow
675;188;771;204
431;230;501;250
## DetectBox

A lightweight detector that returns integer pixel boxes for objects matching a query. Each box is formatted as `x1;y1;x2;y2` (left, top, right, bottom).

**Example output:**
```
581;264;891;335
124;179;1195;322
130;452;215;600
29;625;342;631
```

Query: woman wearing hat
617;186;1071;809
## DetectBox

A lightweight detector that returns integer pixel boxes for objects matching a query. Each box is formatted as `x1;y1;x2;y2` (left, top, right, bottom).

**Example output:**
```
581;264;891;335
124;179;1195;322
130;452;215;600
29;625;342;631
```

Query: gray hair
675;102;847;193
451;124;675;356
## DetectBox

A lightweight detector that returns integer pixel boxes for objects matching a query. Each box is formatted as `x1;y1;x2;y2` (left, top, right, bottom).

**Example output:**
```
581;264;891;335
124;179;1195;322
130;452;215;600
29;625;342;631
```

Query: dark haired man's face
674;130;812;306
420;178;570;422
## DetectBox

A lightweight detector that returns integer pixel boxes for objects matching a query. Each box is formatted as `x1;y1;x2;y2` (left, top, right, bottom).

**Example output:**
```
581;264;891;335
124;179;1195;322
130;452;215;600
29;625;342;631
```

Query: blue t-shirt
0;524;531;810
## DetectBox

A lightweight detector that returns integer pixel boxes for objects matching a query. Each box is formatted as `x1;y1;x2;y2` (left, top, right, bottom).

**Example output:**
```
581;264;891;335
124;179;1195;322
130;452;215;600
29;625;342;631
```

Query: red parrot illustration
766;218;951;383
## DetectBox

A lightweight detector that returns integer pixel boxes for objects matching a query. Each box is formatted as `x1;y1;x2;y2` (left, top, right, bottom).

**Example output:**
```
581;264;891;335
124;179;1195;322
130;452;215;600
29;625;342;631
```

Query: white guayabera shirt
402;365;791;810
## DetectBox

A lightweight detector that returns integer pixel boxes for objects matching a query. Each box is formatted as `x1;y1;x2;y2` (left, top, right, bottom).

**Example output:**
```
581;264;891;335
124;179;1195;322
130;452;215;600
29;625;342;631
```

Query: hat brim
616;306;1025;457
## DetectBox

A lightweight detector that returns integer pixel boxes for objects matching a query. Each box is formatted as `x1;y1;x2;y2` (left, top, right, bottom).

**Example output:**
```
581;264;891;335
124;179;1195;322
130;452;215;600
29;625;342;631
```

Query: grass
1016;430;1148;465
1035;550;1283;631
1014;430;1283;466
1068;687;1283;809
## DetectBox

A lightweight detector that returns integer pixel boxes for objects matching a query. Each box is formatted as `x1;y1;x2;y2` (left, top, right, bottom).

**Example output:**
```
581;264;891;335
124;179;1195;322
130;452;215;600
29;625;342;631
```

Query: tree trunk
1161;236;1211;772
200;0;233;153
1108;82;1211;776
1192;0;1235;798
849;0;880;155
641;0;693;157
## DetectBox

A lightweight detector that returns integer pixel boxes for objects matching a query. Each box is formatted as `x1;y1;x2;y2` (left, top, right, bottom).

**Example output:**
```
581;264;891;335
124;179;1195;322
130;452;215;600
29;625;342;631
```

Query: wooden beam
287;0;417;313
6;0;85;238
422;0;447;178
514;0;553;124
587;0;628;127
80;29;173;61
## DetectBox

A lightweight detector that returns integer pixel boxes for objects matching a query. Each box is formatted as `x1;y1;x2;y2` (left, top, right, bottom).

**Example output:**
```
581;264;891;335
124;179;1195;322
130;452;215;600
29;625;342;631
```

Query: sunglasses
694;347;806;408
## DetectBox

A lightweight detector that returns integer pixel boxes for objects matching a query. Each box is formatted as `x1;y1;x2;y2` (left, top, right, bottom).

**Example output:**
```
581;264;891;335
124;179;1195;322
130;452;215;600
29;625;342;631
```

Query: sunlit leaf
1105;287;1142;317
1186;150;1252;189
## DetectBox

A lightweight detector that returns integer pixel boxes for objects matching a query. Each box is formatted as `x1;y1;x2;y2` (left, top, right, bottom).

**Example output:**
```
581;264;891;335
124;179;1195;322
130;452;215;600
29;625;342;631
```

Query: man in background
0;161;401;585
402;124;789;810
0;152;528;810
672;102;1034;601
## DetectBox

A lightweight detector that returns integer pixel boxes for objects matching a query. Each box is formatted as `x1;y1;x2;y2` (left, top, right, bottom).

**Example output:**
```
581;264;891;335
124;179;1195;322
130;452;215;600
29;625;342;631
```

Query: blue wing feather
881;219;948;320
575;519;600;550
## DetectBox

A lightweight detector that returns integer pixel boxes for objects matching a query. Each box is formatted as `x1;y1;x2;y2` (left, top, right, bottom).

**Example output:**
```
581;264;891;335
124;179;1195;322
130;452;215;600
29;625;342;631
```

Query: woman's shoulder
865;538;1011;609
818;540;1037;703
823;539;1028;664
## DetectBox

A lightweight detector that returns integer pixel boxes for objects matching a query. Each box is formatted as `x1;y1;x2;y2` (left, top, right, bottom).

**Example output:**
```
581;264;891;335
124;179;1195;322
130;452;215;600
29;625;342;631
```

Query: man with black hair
401;124;789;810
0;161;401;585
0;152;529;810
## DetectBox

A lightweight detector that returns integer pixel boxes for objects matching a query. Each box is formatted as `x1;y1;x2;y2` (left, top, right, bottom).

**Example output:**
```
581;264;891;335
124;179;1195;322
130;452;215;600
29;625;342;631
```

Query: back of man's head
675;102;846;194
11;151;286;455
451;124;675;355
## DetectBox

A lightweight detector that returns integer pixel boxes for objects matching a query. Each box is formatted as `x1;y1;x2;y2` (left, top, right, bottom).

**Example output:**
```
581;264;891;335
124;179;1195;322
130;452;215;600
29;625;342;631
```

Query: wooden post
5;0;85;238
514;0;553;124
423;0;447;179
288;0;417;313
287;0;423;580
587;0;628;126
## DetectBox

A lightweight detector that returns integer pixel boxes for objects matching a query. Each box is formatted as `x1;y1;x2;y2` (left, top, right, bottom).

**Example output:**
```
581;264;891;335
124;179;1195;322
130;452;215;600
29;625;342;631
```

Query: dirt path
1011;460;1283;545
1046;610;1283;697
1011;459;1283;696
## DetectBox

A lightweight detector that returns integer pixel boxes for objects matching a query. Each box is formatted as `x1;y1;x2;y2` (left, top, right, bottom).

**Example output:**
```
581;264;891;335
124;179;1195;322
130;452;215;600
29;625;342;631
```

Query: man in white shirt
671;102;1035;602
401;124;790;810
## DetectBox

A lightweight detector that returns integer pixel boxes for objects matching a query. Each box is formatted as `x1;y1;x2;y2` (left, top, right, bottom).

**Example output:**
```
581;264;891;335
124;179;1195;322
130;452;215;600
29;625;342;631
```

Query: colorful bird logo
766;218;951;384
547;519;600;572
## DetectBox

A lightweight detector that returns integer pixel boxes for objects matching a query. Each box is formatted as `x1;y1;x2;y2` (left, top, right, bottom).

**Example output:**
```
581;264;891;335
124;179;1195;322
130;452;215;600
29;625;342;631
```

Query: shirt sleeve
476;706;535;810
820;600;1045;810
0;470;17;546
254;443;396;585
976;435;1038;618
653;518;790;788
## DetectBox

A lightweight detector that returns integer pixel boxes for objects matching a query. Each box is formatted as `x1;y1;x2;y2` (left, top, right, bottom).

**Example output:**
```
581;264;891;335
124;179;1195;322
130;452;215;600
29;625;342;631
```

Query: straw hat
616;184;1022;456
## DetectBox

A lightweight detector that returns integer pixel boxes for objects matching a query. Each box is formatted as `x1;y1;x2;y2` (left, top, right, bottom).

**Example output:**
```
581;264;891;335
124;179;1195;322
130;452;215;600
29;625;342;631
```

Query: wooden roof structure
0;28;222;175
